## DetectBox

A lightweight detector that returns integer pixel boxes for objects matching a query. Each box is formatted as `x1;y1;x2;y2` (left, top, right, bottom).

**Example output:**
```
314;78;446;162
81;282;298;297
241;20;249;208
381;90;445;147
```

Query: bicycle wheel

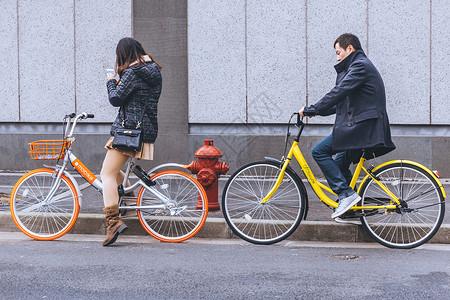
222;161;306;245
10;168;79;240
359;162;445;249
136;170;208;242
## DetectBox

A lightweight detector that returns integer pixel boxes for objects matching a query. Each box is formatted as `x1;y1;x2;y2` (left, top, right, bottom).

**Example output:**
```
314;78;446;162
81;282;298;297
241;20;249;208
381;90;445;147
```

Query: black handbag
112;102;148;152
113;127;142;152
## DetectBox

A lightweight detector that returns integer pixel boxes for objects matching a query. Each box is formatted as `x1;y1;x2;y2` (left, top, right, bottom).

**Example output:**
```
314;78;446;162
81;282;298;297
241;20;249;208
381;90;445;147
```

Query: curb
1;212;448;244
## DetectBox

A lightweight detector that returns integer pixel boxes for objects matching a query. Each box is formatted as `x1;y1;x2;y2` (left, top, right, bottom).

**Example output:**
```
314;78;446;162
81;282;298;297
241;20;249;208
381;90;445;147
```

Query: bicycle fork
42;153;85;208
43;162;71;205
15;165;70;216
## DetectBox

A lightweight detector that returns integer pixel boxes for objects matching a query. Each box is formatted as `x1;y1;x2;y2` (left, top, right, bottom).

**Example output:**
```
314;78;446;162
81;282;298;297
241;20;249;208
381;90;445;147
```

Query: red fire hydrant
185;139;229;211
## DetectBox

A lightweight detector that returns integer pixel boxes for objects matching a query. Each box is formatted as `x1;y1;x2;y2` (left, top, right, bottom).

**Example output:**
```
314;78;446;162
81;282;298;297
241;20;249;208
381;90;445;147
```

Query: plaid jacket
107;61;162;143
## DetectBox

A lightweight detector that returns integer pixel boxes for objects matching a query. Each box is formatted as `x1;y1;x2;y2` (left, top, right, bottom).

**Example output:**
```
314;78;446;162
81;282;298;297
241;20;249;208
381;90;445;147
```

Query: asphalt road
0;233;449;299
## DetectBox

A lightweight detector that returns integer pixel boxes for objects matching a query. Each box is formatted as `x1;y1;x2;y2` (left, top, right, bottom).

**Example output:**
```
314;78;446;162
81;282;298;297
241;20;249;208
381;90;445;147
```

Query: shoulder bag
112;101;148;152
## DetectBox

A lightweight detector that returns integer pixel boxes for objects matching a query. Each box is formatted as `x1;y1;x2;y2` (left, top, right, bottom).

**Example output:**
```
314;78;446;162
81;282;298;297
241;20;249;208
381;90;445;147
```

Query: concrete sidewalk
1;172;449;244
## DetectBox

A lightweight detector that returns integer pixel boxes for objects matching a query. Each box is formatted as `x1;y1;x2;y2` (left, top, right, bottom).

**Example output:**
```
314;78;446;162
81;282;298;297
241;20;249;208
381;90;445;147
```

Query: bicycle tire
358;162;445;249
10;168;79;240
136;170;208;242
222;161;307;245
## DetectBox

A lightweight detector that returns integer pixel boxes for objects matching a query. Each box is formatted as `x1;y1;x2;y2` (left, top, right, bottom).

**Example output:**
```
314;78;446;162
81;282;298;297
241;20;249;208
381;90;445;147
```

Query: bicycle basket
28;140;71;160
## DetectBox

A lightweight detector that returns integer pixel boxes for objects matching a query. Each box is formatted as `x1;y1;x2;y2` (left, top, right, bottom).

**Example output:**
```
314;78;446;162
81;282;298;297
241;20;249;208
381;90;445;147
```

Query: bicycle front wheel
10;168;79;240
136;170;208;242
359;162;445;249
222;161;306;245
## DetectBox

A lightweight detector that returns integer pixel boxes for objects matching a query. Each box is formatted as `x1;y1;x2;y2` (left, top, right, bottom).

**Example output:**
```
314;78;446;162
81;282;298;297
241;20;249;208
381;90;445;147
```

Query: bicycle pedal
117;184;125;197
119;202;127;216
341;215;362;219
133;165;155;187
340;211;361;219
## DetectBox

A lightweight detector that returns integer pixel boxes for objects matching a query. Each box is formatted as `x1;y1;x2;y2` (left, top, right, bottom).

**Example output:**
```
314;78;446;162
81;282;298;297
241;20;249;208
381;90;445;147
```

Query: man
299;33;395;222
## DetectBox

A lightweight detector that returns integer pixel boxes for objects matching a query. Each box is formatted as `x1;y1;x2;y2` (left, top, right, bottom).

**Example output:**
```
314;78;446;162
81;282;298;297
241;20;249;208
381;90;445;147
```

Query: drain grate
331;254;361;260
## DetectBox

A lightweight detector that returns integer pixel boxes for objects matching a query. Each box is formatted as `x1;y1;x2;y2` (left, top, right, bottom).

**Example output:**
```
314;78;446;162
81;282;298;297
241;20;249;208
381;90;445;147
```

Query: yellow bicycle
222;113;446;249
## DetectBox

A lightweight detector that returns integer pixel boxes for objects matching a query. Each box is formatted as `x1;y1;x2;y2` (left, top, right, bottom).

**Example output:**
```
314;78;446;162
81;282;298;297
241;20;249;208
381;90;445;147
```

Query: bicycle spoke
222;162;304;244
137;171;207;242
360;163;444;249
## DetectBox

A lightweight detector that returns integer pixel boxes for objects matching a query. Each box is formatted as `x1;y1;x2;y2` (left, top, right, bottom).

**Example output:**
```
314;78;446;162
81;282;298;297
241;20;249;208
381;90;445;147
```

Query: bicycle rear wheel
10;168;79;240
136;170;208;242
359;162;445;249
222;161;306;245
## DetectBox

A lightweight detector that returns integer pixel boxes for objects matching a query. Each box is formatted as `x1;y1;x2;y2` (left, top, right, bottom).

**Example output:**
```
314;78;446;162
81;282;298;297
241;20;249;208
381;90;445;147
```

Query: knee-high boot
103;204;128;246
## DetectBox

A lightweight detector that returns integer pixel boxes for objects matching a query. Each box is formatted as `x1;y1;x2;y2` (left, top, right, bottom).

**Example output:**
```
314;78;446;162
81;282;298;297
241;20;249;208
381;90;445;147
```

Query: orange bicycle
10;112;208;242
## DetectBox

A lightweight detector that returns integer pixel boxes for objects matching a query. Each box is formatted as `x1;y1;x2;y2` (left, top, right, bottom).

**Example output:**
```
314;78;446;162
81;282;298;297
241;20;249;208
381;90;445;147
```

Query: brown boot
103;204;128;246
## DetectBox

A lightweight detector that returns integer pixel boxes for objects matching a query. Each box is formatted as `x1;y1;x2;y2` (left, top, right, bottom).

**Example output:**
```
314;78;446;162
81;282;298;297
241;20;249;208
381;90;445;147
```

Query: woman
101;37;162;246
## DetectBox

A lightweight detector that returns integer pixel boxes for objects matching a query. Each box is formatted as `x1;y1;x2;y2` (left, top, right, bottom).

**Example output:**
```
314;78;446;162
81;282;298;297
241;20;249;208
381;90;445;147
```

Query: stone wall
0;0;131;122
1;0;450;178
187;0;450;125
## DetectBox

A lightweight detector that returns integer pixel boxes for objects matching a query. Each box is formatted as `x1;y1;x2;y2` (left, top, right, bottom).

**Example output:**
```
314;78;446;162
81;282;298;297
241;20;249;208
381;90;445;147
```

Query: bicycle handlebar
65;113;76;119
64;112;95;120
292;112;304;128
83;113;95;119
64;112;95;138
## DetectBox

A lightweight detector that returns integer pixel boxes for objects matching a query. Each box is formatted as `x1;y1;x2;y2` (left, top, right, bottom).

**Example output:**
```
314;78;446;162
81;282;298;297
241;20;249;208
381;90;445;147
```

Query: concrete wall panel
18;0;75;122
75;0;131;122
134;0;190;163
431;0;450;124
368;0;430;124
188;0;246;123
134;0;189;136
0;1;19;122
246;0;306;124
307;0;367;125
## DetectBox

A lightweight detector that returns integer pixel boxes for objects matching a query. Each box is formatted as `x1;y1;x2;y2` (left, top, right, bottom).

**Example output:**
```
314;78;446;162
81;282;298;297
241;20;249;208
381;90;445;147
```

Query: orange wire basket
28;140;71;160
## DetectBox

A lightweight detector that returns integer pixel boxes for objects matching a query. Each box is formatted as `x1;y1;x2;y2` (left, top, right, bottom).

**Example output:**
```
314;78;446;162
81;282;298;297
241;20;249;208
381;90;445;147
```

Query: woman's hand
106;68;116;81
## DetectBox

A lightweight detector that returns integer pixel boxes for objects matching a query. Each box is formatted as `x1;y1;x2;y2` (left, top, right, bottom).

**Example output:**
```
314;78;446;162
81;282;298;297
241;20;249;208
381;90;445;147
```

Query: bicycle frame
260;140;400;211
43;113;180;211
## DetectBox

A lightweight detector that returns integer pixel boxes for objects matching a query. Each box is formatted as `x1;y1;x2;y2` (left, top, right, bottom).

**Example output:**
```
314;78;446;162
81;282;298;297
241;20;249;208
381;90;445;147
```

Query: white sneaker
334;217;362;225
331;192;361;219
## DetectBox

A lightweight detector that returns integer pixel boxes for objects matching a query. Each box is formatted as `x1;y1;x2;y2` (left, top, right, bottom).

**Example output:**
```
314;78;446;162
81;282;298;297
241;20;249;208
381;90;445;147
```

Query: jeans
312;134;362;198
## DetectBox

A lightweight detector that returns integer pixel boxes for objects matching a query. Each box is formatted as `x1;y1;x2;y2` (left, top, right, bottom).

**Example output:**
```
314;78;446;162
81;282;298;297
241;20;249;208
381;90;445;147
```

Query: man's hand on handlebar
298;107;305;118
299;107;315;118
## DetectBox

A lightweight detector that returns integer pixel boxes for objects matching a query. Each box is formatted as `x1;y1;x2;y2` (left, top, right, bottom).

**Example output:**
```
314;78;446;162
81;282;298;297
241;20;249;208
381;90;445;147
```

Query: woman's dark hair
334;33;362;51
115;37;162;78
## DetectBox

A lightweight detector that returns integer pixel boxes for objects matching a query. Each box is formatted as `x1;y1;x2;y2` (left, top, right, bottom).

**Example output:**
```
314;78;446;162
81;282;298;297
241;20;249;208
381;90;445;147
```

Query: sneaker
334;217;362;225
331;192;361;219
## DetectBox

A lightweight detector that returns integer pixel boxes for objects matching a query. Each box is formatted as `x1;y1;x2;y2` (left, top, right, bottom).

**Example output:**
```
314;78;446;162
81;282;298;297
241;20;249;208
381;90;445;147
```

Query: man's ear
346;44;355;52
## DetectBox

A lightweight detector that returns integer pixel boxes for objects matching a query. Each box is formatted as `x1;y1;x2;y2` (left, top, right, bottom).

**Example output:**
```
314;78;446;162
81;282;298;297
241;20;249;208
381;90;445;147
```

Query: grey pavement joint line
0;231;449;251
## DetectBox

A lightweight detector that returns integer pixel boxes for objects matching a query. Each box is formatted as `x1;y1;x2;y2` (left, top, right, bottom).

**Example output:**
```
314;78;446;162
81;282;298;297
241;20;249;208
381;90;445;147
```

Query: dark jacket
107;60;162;143
303;50;395;158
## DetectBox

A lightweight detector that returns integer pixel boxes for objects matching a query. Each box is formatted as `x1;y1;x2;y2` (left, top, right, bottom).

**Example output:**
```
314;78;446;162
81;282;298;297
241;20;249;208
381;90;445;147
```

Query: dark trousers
312;134;362;197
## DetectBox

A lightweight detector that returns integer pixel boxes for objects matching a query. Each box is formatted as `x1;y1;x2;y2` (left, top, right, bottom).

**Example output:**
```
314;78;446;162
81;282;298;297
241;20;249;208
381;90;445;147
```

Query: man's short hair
334;33;362;50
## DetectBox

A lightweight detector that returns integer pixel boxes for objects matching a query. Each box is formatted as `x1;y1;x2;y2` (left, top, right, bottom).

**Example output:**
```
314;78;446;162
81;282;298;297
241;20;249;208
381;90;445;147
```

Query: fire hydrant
185;139;229;211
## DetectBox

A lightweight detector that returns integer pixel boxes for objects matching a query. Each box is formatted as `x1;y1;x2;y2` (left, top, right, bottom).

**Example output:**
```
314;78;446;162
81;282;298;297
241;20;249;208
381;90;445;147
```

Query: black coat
304;50;395;158
107;60;162;143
